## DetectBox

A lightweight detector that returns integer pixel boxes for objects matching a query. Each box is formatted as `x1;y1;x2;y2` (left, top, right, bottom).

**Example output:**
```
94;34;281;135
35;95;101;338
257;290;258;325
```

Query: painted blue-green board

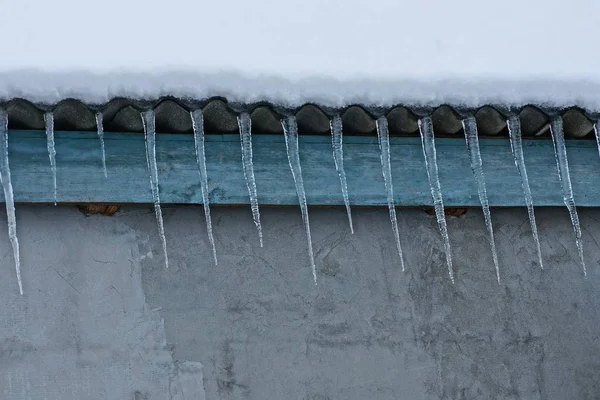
1;129;599;207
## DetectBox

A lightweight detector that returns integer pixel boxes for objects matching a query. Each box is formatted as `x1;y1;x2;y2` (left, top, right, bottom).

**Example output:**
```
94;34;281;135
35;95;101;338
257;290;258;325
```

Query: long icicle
44;112;57;205
550;116;586;276
376;116;406;271
191;110;218;265
594;121;600;161
418;116;454;283
462;116;500;284
282;116;317;284
330;115;354;234
0;110;23;294
238;112;264;247
507;116;544;269
141;110;169;269
95;112;108;178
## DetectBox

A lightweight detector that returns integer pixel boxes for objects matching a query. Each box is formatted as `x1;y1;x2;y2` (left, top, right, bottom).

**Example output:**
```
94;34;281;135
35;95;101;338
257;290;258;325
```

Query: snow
0;0;599;108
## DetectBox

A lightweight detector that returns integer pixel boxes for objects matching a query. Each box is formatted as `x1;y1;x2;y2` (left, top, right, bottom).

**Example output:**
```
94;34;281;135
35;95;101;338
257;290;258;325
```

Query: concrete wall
0;205;599;399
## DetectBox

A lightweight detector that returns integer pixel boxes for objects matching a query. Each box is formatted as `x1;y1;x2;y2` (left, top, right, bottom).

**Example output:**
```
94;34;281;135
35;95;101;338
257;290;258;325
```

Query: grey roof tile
0;97;595;139
386;106;418;135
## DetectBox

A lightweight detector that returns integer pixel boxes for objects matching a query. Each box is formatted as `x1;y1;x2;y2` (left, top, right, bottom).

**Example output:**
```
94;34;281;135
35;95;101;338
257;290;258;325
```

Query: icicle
550;116;586;276
141;110;169;269
0;110;23;294
281;116;317;284
375;116;406;271
190;110;218;265
44;112;57;205
237;112;264;247
330;115;354;234
594;121;600;160
95;112;108;178
462;116;500;284
418;117;454;283
507;116;544;269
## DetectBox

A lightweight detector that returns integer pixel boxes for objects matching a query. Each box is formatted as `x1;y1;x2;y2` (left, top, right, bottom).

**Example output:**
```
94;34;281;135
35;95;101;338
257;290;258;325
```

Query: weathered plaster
1;205;599;399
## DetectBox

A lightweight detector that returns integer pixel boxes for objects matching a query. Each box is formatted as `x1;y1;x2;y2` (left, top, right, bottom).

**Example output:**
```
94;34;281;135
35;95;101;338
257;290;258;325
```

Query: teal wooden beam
1;130;599;207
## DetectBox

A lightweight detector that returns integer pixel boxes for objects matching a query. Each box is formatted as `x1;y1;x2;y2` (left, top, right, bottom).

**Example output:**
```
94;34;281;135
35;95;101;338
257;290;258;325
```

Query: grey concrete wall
0;205;599;399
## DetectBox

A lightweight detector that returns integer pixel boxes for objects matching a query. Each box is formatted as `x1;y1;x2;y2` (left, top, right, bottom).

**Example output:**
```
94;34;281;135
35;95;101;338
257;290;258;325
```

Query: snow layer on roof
1;0;599;109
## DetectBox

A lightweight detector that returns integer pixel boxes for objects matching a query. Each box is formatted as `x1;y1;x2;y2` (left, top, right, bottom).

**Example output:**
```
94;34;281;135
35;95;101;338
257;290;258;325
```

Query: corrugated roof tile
0;97;595;139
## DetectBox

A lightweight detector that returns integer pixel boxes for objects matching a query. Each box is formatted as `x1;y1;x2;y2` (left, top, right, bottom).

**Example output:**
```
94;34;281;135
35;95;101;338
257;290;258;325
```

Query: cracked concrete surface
0;205;599;399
